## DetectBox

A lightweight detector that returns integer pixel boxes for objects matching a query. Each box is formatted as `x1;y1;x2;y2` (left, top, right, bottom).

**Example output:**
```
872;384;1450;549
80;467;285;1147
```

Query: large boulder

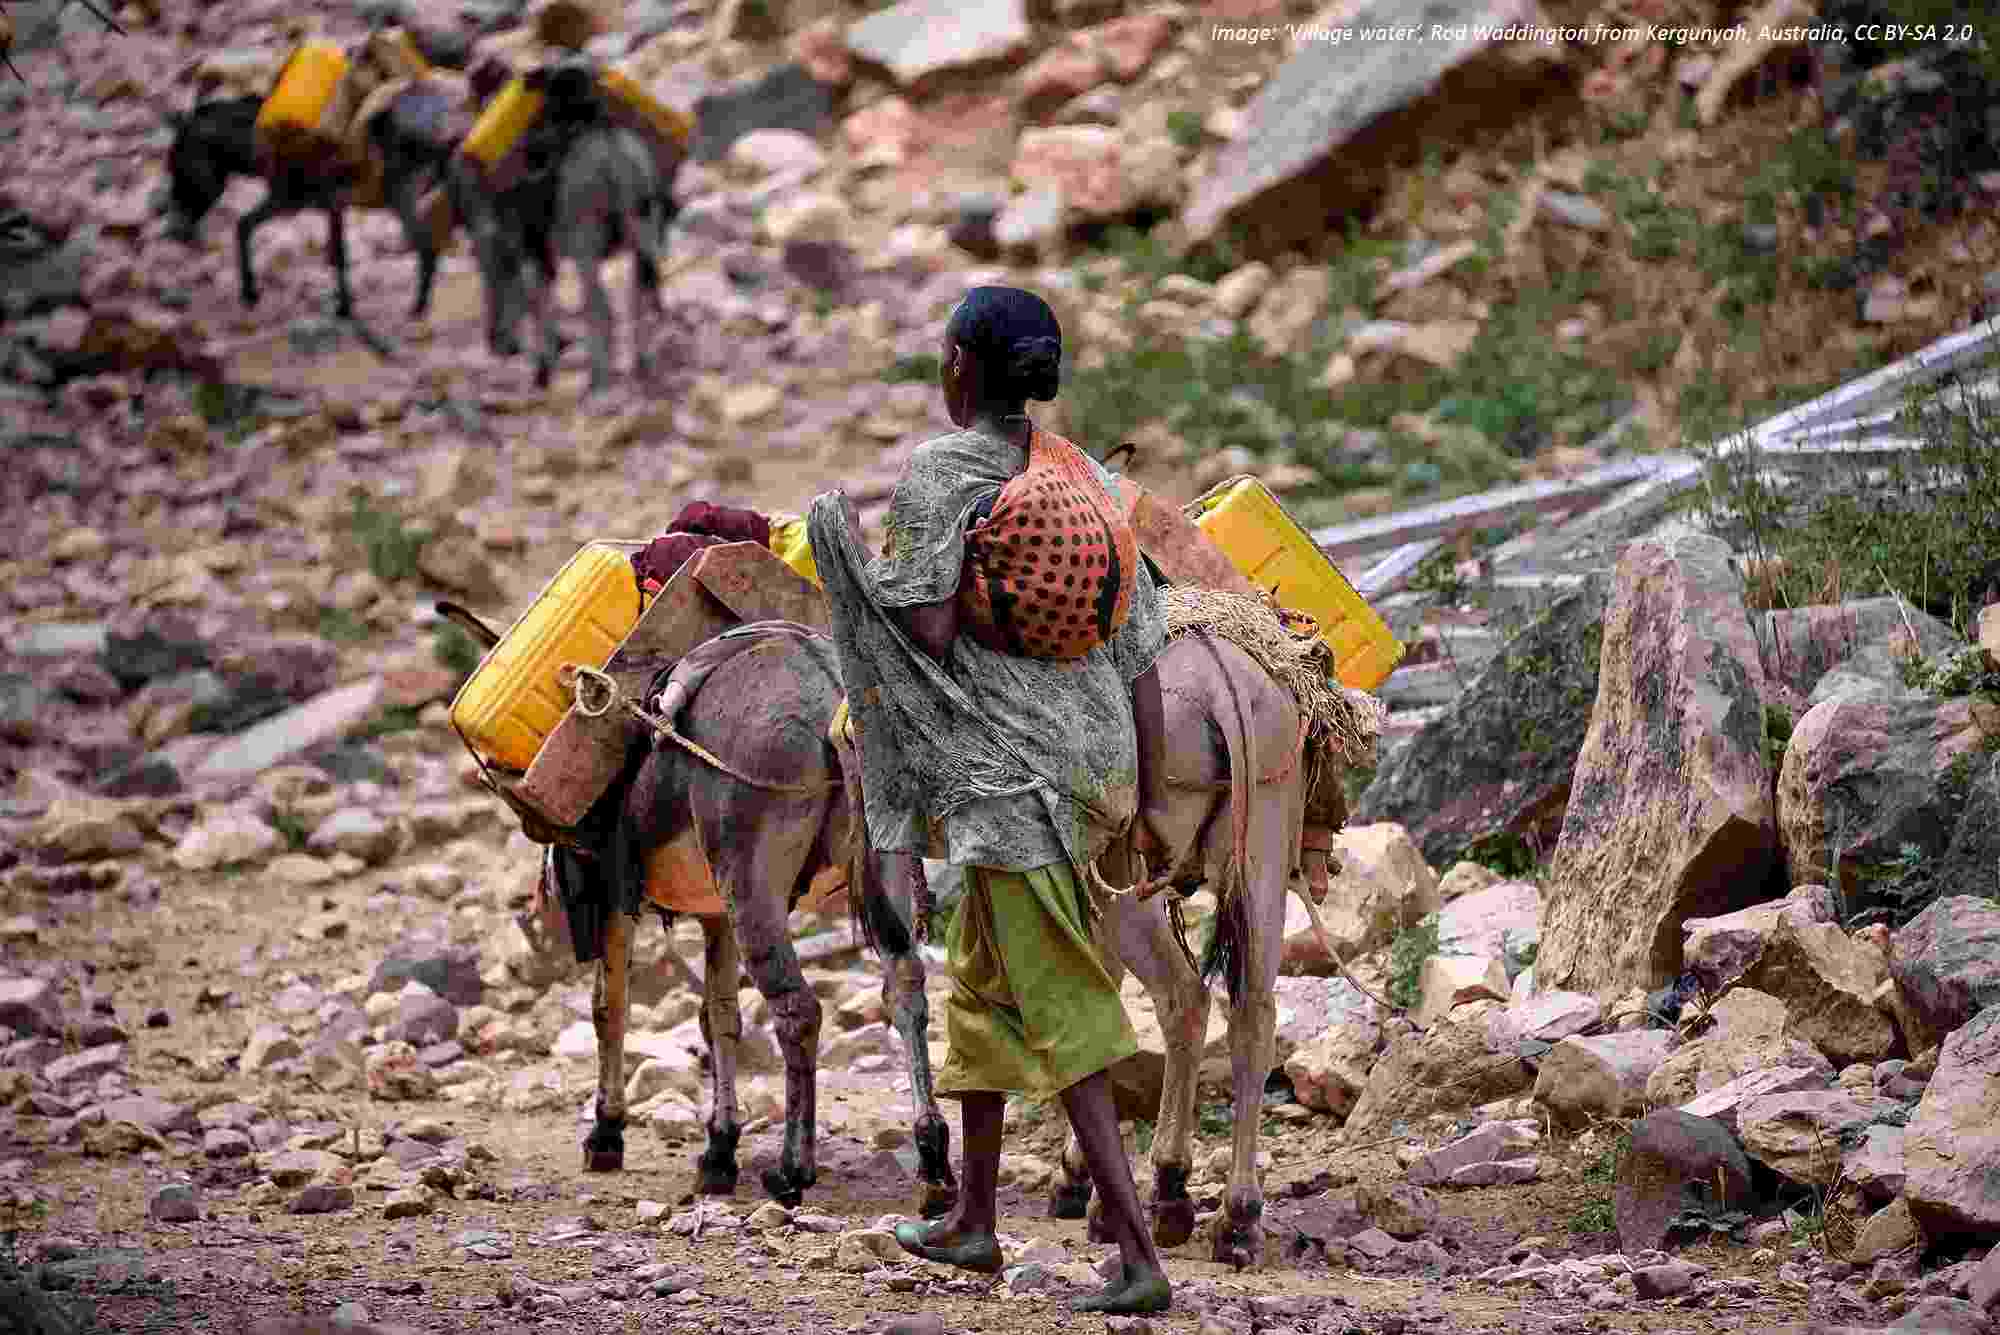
1776;691;1996;887
1678;1066;1832;1136
1735;912;1901;1066
1737;1089;1901;1186
1891;897;2000;1041
1280;823;1440;973
1436;879;1540;961
1614;1109;1754;1254
1411;954;1510;1028
1645;988;1833;1108
1182;0;1571;253
1344;1003;1532;1135
1904;1004;2000;1241
1681;884;1839;993
1533;1029;1674;1126
1283;1022;1380;1119
1754;599;1963;717
1538;534;1779;999
1356;579;1609;871
844;0;1032;90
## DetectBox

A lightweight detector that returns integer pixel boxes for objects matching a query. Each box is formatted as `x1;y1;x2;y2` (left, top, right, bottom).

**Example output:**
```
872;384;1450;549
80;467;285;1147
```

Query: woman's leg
895;1090;1004;1267
1059;1070;1171;1312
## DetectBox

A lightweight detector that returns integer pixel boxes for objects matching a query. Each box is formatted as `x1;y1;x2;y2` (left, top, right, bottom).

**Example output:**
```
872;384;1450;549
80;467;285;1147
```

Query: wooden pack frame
460;539;829;842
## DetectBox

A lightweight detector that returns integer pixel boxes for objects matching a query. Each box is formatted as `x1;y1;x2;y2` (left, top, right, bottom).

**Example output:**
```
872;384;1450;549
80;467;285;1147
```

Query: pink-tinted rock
791;17;853;85
1538;533;1777;999
1905;1005;2000;1240
1091;13;1174;81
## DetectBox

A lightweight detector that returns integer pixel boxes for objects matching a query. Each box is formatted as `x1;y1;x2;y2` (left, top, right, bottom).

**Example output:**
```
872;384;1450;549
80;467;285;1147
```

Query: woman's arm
896;598;958;663
1129;661;1168;859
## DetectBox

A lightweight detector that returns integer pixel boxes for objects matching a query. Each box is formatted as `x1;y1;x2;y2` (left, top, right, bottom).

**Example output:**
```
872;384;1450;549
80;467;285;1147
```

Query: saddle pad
642;833;724;917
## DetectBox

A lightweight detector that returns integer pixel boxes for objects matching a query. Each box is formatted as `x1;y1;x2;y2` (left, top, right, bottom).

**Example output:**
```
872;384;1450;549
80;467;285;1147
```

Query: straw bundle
1161;584;1385;769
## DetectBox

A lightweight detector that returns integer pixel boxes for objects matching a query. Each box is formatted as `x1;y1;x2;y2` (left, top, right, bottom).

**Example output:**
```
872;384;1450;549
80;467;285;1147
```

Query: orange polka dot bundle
957;428;1138;660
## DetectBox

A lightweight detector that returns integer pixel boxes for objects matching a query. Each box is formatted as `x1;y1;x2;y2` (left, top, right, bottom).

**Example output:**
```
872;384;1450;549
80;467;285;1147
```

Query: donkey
521;611;1324;1265
537;621;962;1217
161;79;465;320
444;62;674;395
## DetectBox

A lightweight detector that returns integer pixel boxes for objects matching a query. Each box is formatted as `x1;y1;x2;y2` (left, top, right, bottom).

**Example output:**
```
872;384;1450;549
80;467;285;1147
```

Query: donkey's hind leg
627;204;665;383
557;219;617;394
706;790;824;1207
694;912;743;1196
1100;888;1209;1249
584;910;635;1172
869;853;958;1219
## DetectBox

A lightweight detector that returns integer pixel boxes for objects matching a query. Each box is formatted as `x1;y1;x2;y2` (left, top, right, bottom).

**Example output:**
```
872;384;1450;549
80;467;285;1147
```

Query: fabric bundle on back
957;425;1139;660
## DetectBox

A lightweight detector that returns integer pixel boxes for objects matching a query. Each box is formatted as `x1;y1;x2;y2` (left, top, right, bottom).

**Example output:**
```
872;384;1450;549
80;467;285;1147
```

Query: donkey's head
161;98;258;243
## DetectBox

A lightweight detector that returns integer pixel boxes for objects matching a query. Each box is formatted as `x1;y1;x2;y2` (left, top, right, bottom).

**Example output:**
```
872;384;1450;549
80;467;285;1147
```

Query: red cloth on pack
668;501;771;546
956;427;1138;660
629;503;776;593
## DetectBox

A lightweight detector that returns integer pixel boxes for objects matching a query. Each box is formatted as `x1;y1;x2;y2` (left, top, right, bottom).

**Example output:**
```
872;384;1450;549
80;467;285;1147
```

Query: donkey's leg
1101;889;1209;1249
1214;780;1298;1270
387;173;438;319
627;209;663;383
584;910;635;1172
871;853;957;1219
325;204;354;319
709;795;823;1207
694;912;743;1196
560;220;616;394
530;248;564;391
234;193;292;309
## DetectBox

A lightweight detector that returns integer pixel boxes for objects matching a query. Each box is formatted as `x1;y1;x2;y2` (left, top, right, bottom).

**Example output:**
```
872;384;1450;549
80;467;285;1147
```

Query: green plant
269;806;311;852
1569;1197;1616;1232
316;606;371;644
881;353;940;385
353;704;423;741
1583;1135;1627;1186
1503;933;1538;980
1165;108;1204;152
1135;1119;1156;1155
1387;913;1443;1010
433;620;484;684
1465;830;1537;878
1763;702;1795;771
1197;1103;1234;1137
347;490;427;585
1902;646;2000;699
1698;350;2000;638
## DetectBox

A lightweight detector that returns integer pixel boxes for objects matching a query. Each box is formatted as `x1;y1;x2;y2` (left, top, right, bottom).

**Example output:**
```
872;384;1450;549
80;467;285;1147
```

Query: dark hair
947;286;1063;403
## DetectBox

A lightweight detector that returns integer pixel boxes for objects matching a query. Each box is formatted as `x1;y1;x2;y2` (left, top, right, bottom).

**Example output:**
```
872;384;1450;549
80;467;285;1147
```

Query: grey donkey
446;66;674;394
520;571;1338;1270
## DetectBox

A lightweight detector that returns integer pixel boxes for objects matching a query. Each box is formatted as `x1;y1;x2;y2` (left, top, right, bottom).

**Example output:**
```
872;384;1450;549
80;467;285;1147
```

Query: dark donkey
439;599;960;1219
162;78;466;320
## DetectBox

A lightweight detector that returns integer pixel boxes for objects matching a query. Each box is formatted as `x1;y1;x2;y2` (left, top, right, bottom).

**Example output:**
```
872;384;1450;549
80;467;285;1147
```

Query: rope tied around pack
557;662;841;797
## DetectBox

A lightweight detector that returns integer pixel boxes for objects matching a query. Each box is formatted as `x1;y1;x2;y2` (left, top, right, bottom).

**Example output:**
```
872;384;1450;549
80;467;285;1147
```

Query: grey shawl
806;425;1165;875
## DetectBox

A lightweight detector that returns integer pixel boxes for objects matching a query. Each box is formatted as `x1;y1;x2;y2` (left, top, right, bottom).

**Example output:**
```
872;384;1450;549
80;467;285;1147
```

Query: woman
808;286;1172;1315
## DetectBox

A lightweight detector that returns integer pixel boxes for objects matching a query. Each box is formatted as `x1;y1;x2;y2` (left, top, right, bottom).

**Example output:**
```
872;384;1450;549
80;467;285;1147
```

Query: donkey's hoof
916;1180;958;1221
1152;1195;1198;1249
582;1147;624;1173
693;1155;738;1197
1210;1225;1263;1272
760;1168;807;1208
1049;1179;1092;1221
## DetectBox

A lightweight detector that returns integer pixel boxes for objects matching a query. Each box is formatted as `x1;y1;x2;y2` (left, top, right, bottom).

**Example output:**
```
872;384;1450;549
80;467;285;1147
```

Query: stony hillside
1;0;1999;1332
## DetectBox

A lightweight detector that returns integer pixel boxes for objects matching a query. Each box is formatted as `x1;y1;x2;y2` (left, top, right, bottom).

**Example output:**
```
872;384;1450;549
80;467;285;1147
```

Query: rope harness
559;662;843;798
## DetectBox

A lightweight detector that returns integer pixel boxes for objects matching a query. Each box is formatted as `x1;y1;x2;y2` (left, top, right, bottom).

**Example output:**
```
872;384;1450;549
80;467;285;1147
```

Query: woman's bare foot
1070;1262;1172;1314
892;1220;1003;1275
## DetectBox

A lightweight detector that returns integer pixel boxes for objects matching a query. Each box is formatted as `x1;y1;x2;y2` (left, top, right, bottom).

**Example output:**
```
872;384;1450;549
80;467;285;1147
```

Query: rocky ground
3;0;2000;1331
